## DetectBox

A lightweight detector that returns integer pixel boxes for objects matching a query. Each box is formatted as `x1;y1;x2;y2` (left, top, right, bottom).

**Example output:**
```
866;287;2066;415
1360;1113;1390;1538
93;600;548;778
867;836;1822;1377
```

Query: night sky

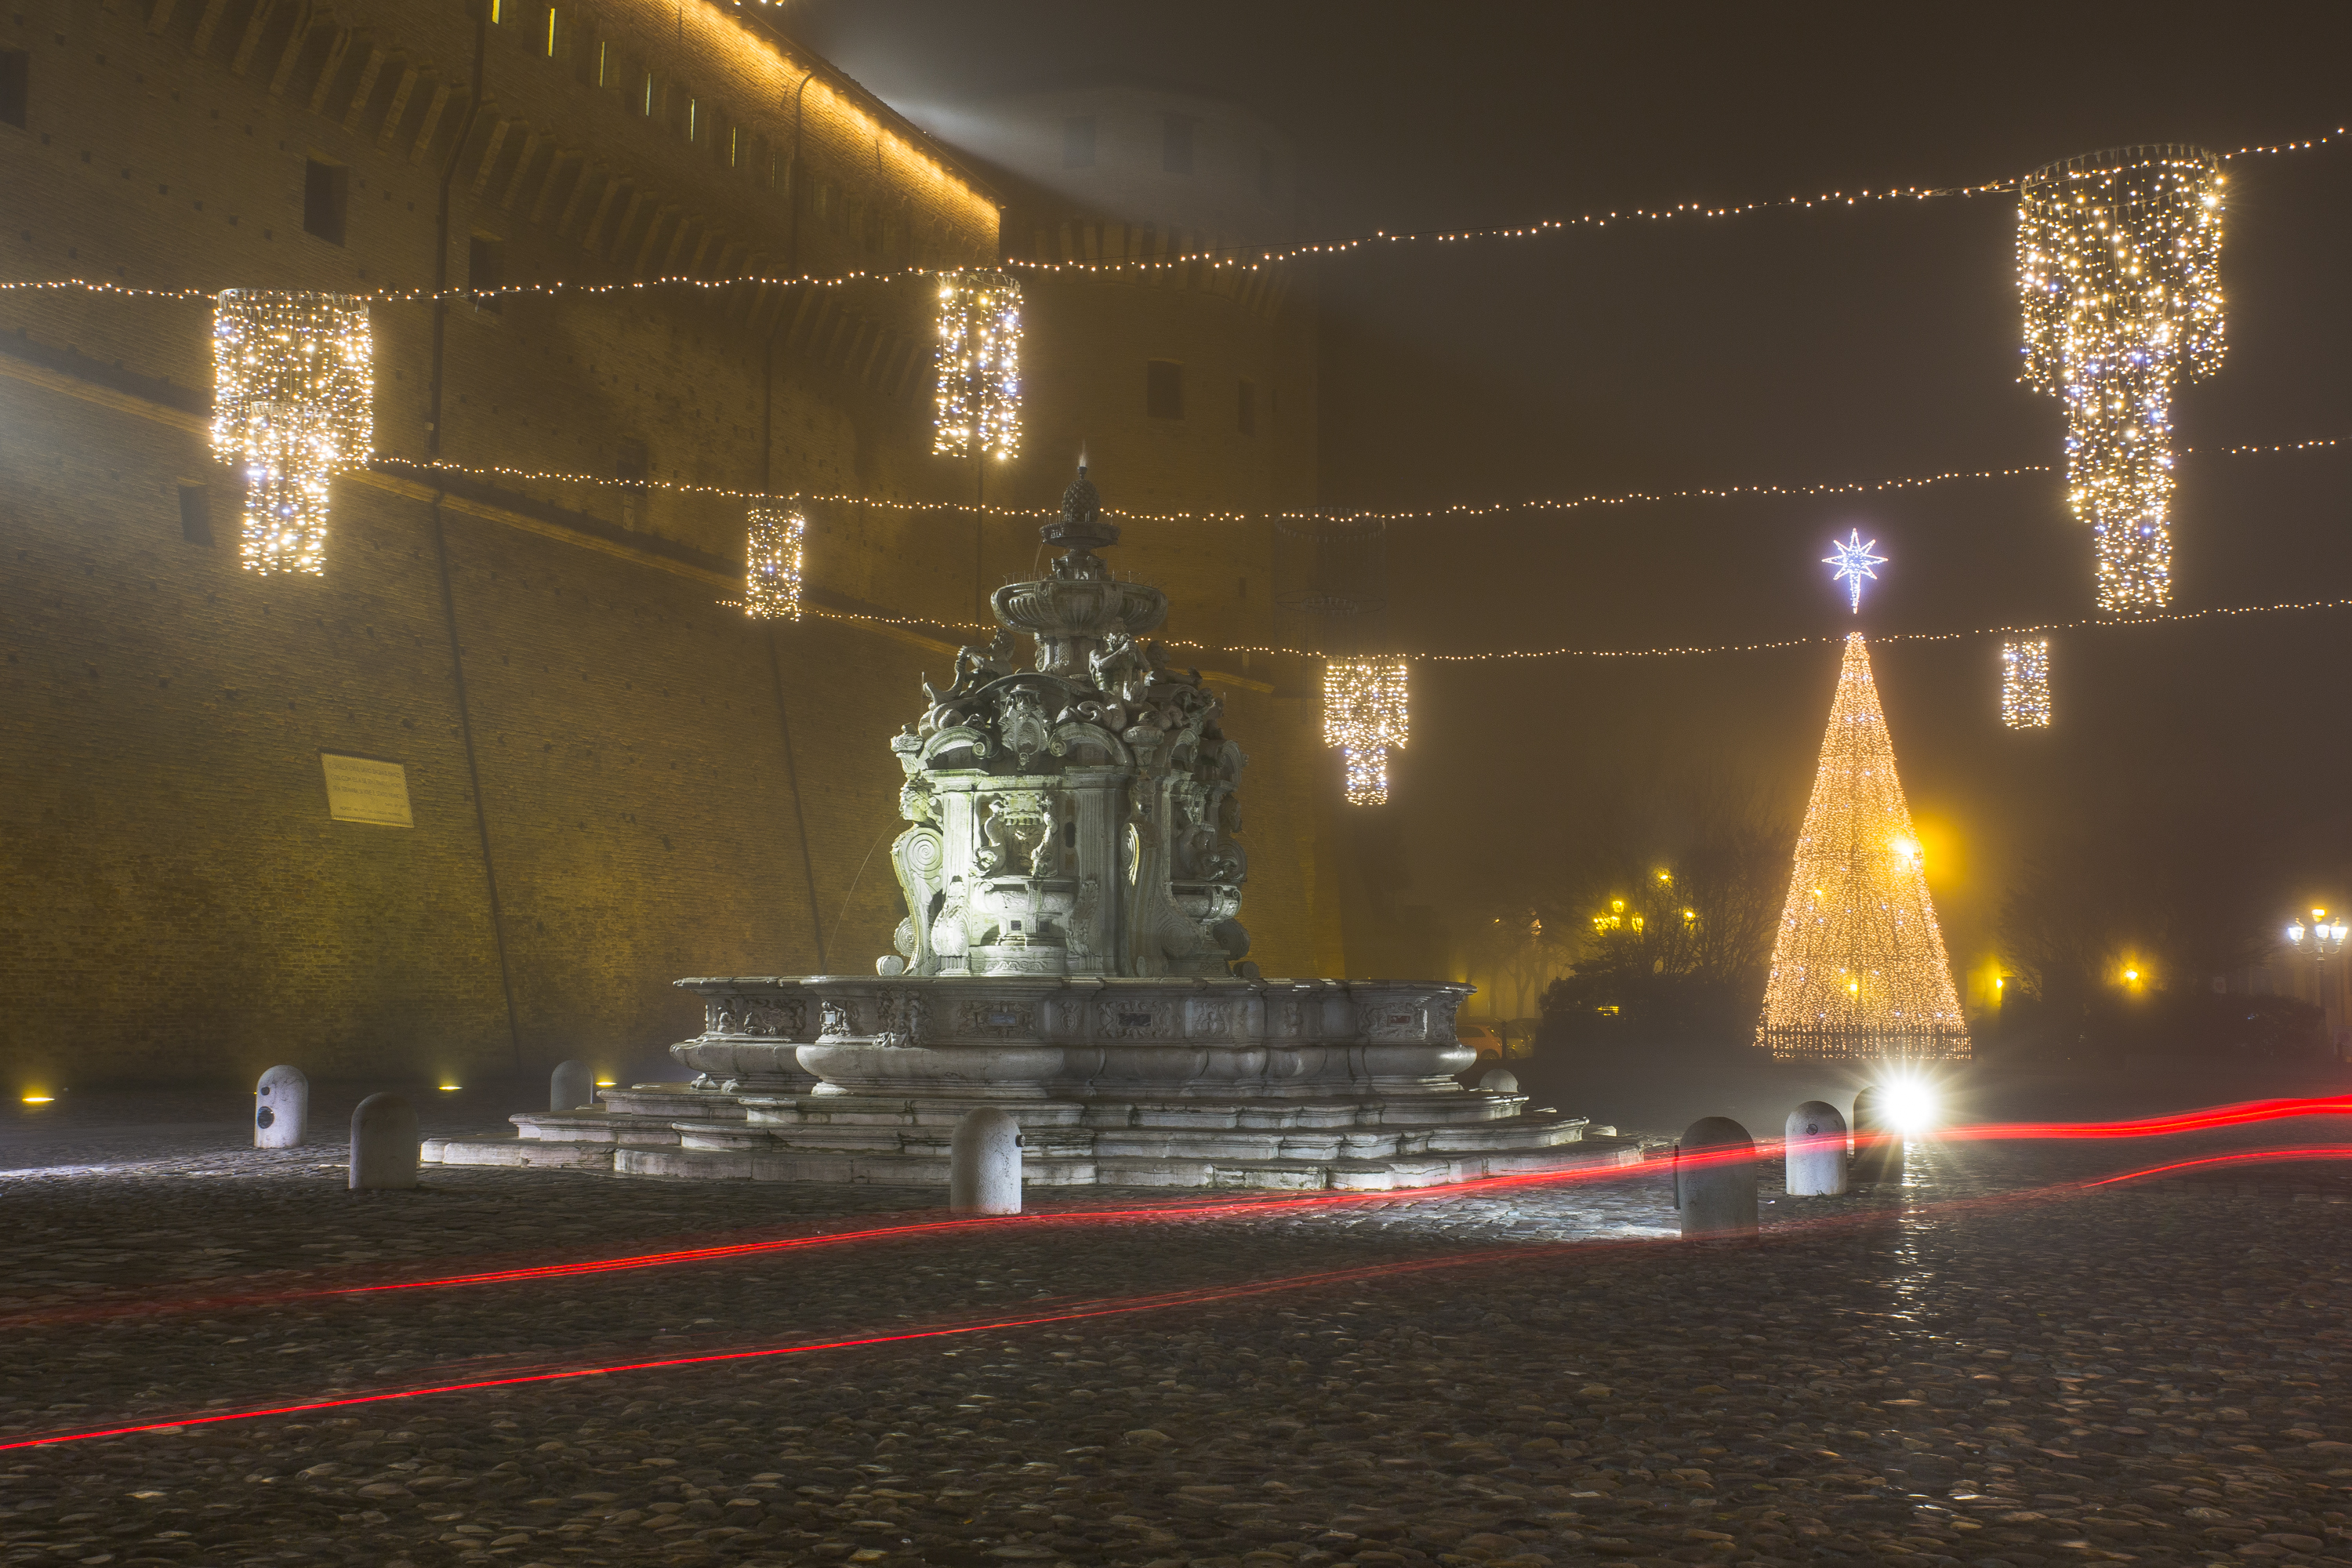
790;1;2352;982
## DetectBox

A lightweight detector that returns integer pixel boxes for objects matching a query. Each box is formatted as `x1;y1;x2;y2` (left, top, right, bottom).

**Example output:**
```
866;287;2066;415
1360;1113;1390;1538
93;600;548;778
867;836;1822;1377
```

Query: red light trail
0;1248;1526;1453
2083;1144;2352;1185
1945;1095;2352;1143
5;1137;2346;1454
6;1094;2347;1334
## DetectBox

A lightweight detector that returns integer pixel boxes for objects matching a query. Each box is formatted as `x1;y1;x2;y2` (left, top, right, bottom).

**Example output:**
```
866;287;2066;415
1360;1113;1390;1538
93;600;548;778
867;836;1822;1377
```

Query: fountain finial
1043;461;1118;556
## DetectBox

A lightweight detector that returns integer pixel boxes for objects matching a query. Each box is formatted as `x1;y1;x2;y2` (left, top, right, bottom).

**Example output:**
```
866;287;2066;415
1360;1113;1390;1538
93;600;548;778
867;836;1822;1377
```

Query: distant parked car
1461;1024;1539;1062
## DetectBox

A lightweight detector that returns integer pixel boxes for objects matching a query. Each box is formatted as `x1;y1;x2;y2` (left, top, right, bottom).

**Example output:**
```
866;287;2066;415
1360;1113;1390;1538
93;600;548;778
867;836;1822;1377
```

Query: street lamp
2285;908;2348;1059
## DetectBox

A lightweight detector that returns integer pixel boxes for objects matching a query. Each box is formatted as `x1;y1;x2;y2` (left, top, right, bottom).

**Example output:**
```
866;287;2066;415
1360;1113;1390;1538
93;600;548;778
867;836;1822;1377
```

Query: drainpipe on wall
426;1;527;1073
763;64;829;975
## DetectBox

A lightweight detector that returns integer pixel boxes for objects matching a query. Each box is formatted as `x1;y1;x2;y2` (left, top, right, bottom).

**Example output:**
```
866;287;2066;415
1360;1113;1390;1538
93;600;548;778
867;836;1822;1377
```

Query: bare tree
1532;768;1795;1046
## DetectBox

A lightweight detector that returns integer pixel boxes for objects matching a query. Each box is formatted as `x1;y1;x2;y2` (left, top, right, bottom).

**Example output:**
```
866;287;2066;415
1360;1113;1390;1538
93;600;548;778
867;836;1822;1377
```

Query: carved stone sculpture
888;466;1247;979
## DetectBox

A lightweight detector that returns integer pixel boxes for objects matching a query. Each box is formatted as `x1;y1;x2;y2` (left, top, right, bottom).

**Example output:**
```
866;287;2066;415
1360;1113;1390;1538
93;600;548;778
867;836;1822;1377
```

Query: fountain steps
426;1127;1644;1191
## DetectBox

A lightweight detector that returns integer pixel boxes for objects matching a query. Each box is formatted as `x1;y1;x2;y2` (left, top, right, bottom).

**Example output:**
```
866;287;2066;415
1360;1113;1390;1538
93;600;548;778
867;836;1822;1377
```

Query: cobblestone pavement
3;1102;2350;1568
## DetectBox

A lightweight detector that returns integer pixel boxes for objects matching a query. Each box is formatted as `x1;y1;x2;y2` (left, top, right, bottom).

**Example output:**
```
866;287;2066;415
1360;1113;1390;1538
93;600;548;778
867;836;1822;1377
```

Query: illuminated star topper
1823;529;1887;613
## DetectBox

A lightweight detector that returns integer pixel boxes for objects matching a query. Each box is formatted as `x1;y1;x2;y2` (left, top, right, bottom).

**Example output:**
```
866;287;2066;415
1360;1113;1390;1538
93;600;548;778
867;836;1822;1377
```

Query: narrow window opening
303;157;347;245
177;483;213;546
1161;114;1194;175
467;234;504;313
0;50;27;130
1145;359;1184;420
617;437;649;528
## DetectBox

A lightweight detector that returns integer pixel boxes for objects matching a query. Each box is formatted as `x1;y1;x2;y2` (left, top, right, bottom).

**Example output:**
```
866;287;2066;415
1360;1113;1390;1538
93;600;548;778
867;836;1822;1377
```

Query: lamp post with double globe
2285;909;2348;1060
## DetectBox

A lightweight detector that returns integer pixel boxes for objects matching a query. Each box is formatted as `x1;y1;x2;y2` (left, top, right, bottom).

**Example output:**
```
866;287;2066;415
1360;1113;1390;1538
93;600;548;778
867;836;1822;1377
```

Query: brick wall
0;0;1348;1091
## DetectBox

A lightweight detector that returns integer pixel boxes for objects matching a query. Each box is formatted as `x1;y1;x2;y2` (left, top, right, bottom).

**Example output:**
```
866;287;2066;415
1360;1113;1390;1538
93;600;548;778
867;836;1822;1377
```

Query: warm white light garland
1323;660;1409;806
933;270;1022;461
2000;638;2052;728
744;503;805;621
210;291;373;575
381;433;2336;528
2;125;2337;300
2020;146;2225;615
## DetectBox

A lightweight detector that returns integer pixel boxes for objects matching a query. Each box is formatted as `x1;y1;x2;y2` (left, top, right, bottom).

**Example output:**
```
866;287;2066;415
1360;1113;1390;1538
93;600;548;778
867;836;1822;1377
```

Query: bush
1536;968;1758;1059
1991;988;2326;1064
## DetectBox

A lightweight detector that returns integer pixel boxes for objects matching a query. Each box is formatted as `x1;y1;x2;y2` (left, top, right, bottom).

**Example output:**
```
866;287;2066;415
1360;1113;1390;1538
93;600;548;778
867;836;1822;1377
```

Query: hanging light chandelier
2018;146;2224;615
744;503;806;621
1323;659;1409;806
211;290;374;575
932;269;1022;461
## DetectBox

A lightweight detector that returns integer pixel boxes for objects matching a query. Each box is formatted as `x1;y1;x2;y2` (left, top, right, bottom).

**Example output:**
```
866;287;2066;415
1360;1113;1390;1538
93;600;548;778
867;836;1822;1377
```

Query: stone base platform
426;1085;1643;1192
426;976;1633;1192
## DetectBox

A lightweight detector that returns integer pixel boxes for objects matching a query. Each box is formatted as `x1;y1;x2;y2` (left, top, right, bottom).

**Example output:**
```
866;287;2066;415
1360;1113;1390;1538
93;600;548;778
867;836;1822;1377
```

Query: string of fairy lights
8;125;2336;303
32;131;2350;806
716;576;2352;670
374;434;2339;528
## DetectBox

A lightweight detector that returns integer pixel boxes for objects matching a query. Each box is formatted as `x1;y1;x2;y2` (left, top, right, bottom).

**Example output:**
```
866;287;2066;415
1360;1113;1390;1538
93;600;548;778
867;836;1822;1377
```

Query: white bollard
949;1107;1022;1214
254;1065;309;1149
550;1058;595;1112
349;1093;420;1191
1675;1116;1758;1238
1849;1085;1904;1186
1477;1068;1519;1094
1784;1100;1848;1196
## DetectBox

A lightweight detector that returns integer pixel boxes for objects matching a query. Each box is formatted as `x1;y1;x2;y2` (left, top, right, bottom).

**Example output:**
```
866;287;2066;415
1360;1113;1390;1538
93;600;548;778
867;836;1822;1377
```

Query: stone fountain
429;469;1635;1189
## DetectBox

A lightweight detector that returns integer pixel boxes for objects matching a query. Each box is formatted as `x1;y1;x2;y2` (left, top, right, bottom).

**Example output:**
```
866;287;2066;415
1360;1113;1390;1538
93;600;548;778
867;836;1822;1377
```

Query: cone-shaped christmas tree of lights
1756;632;1970;1062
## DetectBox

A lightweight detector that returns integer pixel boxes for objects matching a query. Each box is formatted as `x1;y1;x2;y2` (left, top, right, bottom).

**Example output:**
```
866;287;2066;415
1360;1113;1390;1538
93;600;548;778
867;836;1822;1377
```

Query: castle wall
0;0;1346;1091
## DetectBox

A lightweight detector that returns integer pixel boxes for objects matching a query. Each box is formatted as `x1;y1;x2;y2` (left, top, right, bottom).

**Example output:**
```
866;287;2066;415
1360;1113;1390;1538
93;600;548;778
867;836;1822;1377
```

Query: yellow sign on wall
320;753;413;827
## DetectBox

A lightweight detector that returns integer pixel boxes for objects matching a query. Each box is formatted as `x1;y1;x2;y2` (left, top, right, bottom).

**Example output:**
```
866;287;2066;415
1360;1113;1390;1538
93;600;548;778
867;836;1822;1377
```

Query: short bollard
1850;1085;1904;1186
949;1107;1022;1214
1477;1068;1519;1094
550;1058;595;1112
1674;1116;1758;1238
350;1094;420;1192
1784;1100;1848;1196
253;1065;309;1149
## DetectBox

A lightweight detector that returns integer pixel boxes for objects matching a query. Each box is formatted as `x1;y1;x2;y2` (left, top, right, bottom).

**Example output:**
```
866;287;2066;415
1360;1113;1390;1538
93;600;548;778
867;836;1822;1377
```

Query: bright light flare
1880;1075;1940;1136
